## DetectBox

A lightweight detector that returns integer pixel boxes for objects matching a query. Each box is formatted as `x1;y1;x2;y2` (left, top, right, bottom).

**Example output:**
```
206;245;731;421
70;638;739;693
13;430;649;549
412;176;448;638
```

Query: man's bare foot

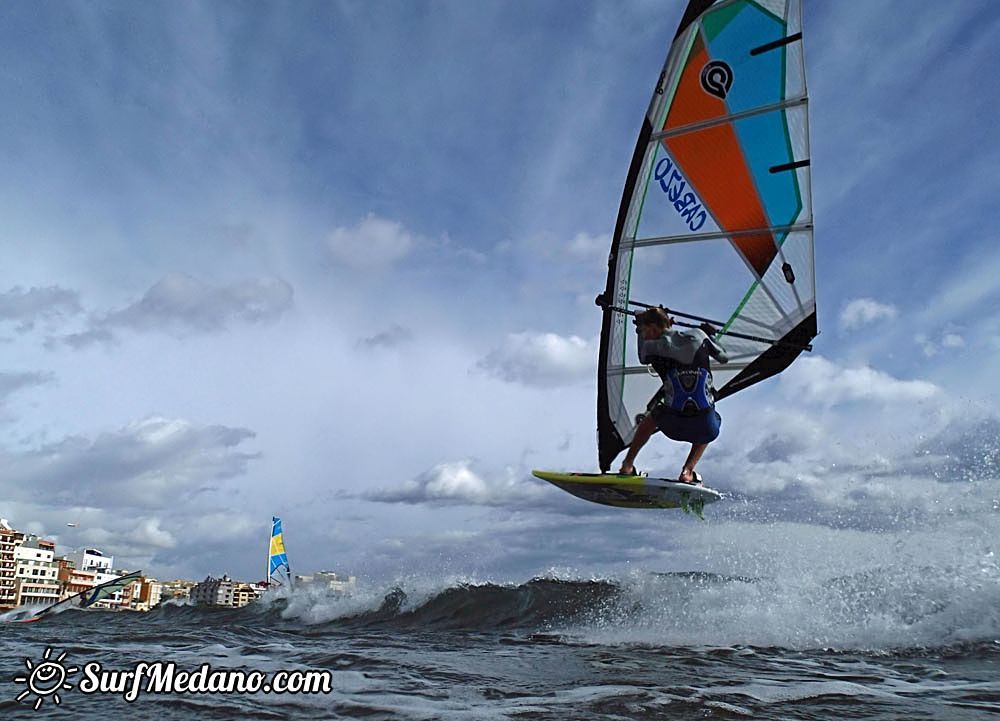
618;465;637;476
678;468;702;485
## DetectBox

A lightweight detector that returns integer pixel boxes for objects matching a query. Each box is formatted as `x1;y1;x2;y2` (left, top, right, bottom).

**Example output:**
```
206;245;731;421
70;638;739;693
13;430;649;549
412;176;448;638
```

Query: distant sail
268;516;292;587
597;0;816;471
26;571;142;622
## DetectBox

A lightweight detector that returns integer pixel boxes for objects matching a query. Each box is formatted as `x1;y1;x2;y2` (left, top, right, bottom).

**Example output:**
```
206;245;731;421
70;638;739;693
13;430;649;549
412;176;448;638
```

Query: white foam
562;515;1000;651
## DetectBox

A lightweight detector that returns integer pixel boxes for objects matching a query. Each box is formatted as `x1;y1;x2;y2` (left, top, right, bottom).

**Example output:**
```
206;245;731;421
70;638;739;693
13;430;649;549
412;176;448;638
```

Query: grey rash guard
638;328;729;367
638;328;729;410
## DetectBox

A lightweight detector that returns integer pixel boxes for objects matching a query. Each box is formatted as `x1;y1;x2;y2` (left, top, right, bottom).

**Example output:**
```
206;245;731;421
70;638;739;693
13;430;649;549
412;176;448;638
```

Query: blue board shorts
651;405;722;444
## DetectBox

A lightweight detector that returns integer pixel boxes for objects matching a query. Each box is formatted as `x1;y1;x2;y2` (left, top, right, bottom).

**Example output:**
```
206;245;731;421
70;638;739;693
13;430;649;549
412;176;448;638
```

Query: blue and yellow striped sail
268;516;291;585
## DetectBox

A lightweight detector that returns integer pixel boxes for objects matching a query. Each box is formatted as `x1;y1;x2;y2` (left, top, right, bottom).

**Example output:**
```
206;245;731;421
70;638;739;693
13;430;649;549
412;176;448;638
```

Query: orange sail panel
664;34;777;278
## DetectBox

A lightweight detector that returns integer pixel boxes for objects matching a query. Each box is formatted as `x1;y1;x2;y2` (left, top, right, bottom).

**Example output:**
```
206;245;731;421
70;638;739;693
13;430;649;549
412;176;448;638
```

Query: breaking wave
144;562;1000;654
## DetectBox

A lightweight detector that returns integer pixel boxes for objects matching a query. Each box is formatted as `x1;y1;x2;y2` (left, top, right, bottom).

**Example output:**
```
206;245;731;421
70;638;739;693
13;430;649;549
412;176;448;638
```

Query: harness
667;366;713;416
651;359;714;417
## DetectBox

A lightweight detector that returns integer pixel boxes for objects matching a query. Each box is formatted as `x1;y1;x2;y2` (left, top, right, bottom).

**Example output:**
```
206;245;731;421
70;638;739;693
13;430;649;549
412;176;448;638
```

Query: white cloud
916;331;966;357
0;371;53;403
0;498;261;581
0;416;258;509
565;231;609;260
109;273;292;331
327;213;414;269
476;332;596;387
915;334;935;357
780;356;939;406
127;517;177;549
839;298;898;331
79;526;115;546
358;324;413;350
365;460;545;507
53;273;293;348
0;286;81;331
182;512;257;544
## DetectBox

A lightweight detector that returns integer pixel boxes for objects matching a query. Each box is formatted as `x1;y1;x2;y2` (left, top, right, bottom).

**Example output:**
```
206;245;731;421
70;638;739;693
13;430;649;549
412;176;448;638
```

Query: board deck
532;470;722;512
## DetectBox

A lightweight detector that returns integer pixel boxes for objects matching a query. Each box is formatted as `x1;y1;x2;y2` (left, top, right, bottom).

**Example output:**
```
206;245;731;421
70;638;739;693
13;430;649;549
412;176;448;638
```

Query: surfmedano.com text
79;661;332;702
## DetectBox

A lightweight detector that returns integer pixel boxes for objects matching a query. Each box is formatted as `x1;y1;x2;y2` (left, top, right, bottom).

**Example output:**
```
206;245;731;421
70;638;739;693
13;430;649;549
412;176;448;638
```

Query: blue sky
0;0;999;585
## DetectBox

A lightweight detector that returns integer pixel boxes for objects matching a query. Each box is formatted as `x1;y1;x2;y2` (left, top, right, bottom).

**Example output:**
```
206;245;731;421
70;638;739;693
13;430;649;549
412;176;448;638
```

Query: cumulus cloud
180;512;258;544
0;416;258;509
358;324;414;350
127;518;177;549
0;371;54;403
565;231;609;260
57;328;113;350
839;298;898;331
916;331;966;357
79;526;116;546
53;273;293;348
780;356;939;406
0;286;82;331
476;332;596;387
327;213;414;269
365;460;546;507
13;503;262;580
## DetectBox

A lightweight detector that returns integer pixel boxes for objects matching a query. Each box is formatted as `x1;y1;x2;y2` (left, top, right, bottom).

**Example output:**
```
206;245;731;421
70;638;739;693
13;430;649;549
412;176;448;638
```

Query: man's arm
635;326;649;364
698;323;729;364
705;336;728;364
639;333;678;364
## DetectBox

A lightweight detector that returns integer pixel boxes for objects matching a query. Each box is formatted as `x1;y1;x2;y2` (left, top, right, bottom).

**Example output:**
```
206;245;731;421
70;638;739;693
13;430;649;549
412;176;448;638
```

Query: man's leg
679;443;708;483
619;414;657;475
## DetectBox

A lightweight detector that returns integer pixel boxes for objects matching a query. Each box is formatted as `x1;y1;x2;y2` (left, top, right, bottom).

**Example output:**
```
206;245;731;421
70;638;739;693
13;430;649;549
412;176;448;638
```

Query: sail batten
597;0;816;472
611;360;755;377
651;95;808;141
628;221;812;249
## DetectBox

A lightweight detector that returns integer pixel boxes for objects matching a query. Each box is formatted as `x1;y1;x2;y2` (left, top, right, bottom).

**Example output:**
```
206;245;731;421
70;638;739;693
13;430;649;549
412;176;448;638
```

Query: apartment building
14;536;60;606
56;557;98;598
190;575;262;608
0;519;23;609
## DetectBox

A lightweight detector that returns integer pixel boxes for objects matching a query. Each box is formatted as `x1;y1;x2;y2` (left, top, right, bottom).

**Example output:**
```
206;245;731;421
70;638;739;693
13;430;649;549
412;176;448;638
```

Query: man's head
635;307;673;338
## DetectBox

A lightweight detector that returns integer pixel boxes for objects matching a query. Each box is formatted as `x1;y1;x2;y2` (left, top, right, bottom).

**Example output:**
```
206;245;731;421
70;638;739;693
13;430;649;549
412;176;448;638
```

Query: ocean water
2;564;998;720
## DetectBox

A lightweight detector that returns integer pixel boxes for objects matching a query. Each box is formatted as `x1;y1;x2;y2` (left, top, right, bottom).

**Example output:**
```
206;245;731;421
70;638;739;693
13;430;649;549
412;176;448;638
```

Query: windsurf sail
267;516;292;587
597;0;816;471
26;570;142;621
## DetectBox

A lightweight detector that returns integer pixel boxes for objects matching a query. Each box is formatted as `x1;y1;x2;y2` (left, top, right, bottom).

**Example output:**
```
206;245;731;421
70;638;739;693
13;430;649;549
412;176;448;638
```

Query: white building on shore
65;548;114;574
0;519;22;609
13;536;60;607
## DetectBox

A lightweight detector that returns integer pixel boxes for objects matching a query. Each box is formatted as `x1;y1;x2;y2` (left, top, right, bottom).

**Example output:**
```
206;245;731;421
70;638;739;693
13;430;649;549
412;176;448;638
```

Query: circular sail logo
700;60;733;100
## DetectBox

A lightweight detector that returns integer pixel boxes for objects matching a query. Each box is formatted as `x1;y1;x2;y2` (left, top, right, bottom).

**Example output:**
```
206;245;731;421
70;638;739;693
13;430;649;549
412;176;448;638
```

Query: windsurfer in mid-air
618;306;728;485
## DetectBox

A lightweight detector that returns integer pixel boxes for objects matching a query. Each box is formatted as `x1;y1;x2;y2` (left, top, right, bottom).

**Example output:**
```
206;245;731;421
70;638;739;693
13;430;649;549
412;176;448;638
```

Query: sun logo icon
13;647;78;710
